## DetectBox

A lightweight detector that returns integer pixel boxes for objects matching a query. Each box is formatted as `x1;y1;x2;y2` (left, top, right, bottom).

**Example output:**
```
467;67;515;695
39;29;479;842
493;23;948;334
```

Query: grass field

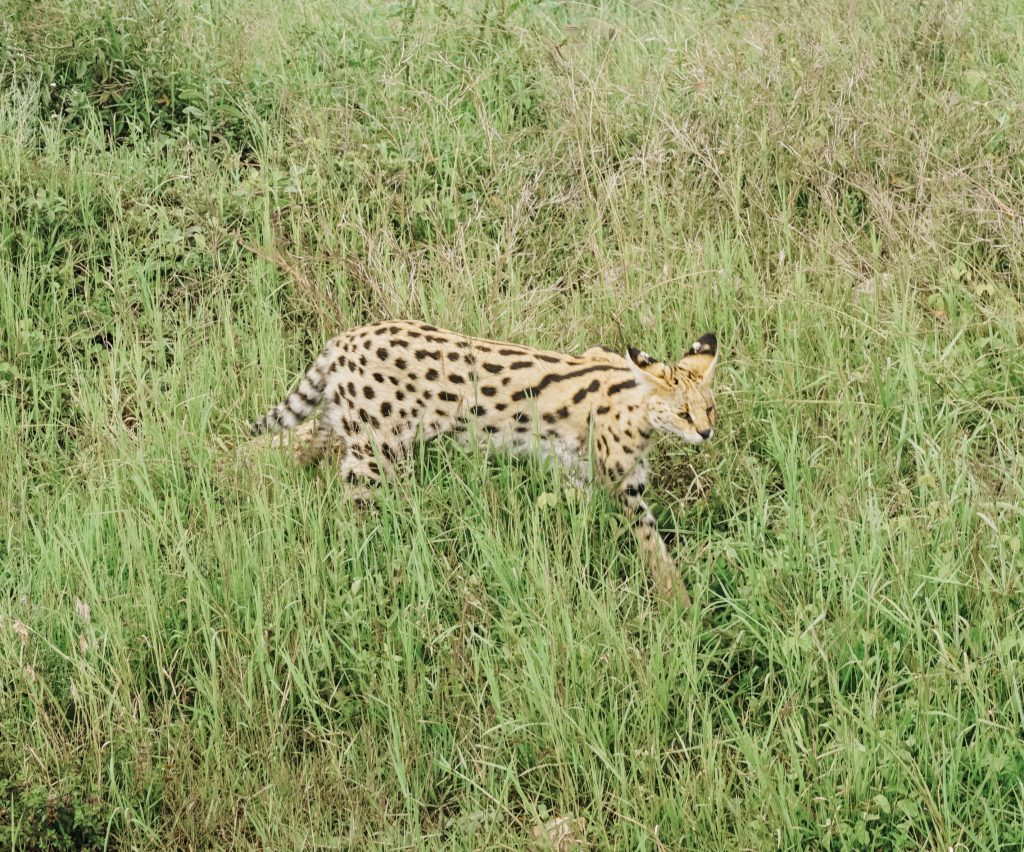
2;0;1024;847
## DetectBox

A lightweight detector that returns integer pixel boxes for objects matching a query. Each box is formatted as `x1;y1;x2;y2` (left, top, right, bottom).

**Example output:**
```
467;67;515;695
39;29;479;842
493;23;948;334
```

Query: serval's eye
706;408;714;419
681;411;693;424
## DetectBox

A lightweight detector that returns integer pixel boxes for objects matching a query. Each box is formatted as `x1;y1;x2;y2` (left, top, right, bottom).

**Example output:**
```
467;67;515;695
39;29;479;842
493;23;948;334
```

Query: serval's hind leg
337;435;406;506
291;414;339;466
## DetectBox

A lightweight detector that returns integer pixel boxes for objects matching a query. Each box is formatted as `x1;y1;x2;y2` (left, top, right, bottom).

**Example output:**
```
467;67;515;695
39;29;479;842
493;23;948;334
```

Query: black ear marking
627;346;653;367
691;333;717;356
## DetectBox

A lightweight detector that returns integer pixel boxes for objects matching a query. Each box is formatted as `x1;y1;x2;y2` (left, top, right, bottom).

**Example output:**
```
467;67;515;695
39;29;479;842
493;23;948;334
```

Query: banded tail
251;349;331;436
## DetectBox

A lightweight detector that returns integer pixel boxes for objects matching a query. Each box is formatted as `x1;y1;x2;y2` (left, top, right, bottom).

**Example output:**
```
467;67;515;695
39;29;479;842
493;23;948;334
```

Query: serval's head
626;333;718;445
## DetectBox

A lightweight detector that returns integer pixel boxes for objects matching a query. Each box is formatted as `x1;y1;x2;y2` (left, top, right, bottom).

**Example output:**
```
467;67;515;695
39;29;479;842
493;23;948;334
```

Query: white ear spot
627;346;653;367
690;333;718;356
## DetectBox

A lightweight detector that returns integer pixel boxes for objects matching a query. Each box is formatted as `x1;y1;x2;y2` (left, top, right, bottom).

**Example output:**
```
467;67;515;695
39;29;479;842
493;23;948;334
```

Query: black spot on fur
364;386;375;400
447;352;460;362
415;349;439;361
396;390;406;401
541;409;567;424
497;348;522;356
359;355;367;367
449;374;465;384
495;403;508;411
439;391;459;402
426;368;439;381
482;363;503;374
483;425;499;434
469;405;486;416
536;354;561;363
608;379;637;395
395;358;407;370
347;382;356;397
381;402;392;417
376;348;388;361
513;411;529;423
373;372;384;383
572;379;600;403
596;405;610;415
509;361;533;370
481;386;497;396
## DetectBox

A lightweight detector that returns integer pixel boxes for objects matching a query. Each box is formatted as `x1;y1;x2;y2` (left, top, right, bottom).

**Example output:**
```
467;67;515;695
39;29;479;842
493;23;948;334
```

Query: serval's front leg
614;462;691;607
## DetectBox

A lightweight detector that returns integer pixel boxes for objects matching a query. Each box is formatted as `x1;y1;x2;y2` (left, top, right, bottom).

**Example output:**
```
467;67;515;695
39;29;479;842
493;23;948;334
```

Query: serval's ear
626;347;673;390
678;333;718;386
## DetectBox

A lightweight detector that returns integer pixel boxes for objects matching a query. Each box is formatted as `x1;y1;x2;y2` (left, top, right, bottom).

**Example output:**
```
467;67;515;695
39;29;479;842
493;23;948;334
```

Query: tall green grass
2;0;1023;847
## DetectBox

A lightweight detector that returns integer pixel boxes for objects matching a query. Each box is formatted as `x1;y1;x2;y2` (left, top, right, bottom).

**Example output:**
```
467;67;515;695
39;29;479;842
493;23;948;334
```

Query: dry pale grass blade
234;419;342;466
531;816;588;851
